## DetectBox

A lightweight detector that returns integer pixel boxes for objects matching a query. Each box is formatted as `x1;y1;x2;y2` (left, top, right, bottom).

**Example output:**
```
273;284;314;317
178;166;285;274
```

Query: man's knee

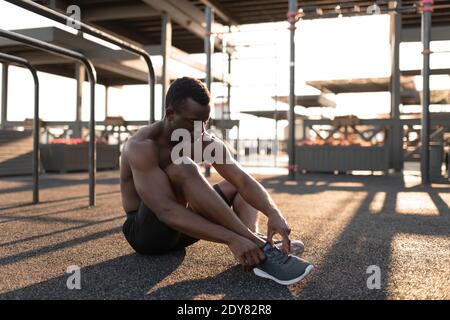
166;157;202;184
216;180;238;204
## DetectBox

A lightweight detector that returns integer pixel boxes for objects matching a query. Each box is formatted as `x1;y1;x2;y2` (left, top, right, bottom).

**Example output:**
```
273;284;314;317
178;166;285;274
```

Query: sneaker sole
253;264;314;285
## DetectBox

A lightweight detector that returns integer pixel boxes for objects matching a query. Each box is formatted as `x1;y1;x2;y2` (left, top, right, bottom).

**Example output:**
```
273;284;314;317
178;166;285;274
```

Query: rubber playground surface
0;170;449;300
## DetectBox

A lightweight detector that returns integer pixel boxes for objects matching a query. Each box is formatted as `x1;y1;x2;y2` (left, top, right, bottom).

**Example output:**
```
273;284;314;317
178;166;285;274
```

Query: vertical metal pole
104;85;109;119
89;77;96;207
236;125;240;161
161;14;172;118
420;0;433;185
274;118;278;167
32;70;39;204
74;63;85;138
204;6;214;177
390;0;403;172
227;37;232;121
205;7;213;91
287;0;297;180
1;63;8;129
302;120;306;140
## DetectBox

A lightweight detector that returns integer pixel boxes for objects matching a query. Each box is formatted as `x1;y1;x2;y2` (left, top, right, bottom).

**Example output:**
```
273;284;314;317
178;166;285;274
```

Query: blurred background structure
0;0;450;202
1;1;450;301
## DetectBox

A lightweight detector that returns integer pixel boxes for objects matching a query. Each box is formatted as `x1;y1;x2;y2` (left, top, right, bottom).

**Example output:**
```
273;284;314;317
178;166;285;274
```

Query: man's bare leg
215;180;259;233
164;159;265;247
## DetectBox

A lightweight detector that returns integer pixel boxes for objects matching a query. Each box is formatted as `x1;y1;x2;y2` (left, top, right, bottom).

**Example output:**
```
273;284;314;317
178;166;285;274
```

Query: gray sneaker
253;242;314;285
256;232;305;257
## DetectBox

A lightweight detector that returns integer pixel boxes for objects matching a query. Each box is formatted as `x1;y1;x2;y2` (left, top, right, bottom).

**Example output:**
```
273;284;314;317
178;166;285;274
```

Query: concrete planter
296;145;390;173
40;143;119;173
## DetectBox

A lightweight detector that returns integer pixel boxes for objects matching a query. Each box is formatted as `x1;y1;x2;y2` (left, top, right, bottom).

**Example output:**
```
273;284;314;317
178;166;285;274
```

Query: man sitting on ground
120;77;313;285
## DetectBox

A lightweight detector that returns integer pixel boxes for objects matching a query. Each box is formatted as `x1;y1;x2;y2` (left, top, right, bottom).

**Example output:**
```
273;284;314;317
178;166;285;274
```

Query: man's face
169;97;211;141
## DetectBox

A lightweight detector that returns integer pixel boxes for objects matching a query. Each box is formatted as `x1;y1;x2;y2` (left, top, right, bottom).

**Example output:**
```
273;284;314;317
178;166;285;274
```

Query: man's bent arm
212;143;282;219
214;152;292;249
127;140;239;245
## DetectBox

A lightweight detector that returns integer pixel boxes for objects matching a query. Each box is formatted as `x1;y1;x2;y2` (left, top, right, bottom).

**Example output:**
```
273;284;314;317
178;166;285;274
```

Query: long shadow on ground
146;266;294;300
0;251;186;299
0;173;120;195
1;173;449;299
260;173;450;299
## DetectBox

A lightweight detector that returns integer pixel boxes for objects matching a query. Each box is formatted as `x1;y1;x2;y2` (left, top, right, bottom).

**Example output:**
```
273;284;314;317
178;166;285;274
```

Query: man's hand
267;214;292;253
228;236;266;270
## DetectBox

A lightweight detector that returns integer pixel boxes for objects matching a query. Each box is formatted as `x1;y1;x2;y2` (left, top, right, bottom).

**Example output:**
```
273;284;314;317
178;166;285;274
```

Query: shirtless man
120;77;313;285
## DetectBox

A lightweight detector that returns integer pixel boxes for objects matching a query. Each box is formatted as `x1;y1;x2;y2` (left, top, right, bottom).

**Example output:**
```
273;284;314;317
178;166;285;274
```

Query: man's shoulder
127;138;158;152
129;121;162;139
126;121;163;151
125;138;159;170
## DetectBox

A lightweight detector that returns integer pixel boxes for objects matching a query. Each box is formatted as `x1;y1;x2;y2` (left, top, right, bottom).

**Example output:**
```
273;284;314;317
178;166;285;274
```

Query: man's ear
165;106;175;121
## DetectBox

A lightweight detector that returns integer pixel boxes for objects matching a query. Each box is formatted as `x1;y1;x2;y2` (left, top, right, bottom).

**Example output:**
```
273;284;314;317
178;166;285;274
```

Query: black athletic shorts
122;183;237;255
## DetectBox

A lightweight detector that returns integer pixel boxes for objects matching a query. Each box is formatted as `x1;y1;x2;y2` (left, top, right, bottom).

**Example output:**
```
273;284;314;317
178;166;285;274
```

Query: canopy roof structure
401;89;450;105
31;0;450;53
1;0;449;183
241;109;305;121
0;27;148;86
10;1;447;88
38;0;450;54
0;26;230;86
306;76;418;93
273;94;336;108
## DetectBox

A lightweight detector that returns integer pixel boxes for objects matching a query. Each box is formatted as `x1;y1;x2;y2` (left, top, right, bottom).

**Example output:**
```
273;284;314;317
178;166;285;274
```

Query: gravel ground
0;169;449;300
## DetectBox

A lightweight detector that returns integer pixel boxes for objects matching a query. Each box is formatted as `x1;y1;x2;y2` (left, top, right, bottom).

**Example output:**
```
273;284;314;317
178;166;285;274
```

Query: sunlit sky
1;2;450;139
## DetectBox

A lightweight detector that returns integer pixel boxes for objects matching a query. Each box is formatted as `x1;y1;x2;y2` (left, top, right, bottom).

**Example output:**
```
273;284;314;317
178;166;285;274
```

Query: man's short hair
165;77;210;111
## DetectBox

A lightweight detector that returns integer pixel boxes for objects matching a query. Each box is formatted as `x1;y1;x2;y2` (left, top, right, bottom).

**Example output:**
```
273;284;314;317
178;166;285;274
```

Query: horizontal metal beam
85;48;137;61
401;68;450;76
145;45;229;83
142;0;231;54
168;46;230;83
9;51;68;64
5;120;149;127
83;4;160;22
303;114;450;127
0;27;106;52
402;25;450;42
92;60;152;83
6;45;231;84
0;28;230;84
47;0;151;46
198;0;239;25
142;0;205;39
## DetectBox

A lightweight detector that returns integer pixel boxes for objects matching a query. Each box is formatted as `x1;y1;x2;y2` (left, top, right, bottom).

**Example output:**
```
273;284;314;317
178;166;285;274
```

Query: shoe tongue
262;242;273;252
267;245;291;264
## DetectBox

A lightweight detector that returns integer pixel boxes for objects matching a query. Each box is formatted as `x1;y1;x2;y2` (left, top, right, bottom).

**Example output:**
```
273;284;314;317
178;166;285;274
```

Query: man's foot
253;242;314;285
256;232;305;257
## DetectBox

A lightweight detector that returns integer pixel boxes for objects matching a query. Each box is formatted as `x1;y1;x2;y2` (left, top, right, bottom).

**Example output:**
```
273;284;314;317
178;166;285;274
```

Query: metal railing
0;52;39;203
229;139;288;168
5;0;156;123
0;29;98;207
